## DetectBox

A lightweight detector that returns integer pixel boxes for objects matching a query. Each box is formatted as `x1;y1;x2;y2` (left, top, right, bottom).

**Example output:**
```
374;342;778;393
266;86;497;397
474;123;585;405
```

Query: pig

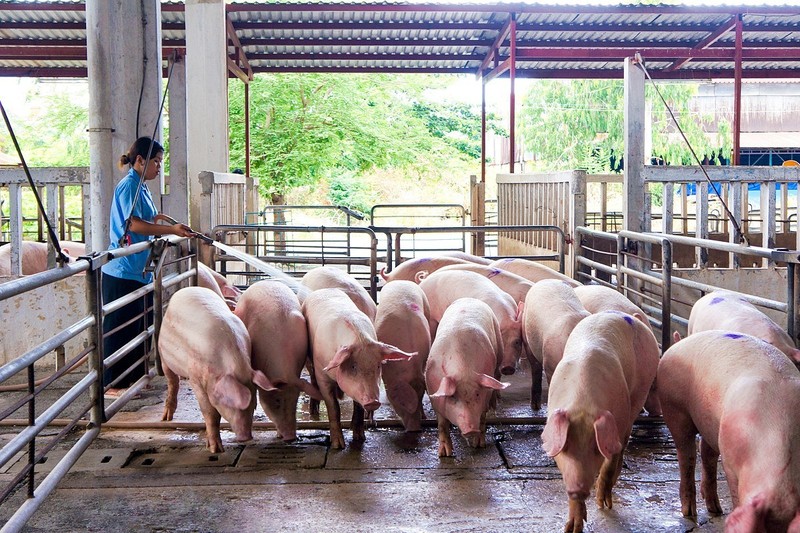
379;255;472;283
658;330;800;532
522;280;590;411
196;262;243;311
374;280;432;432
303;287;415;449
301;265;377;322
234;280;322;442
0;240;85;276
158;286;274;453
489;257;580;287
425;298;509;456
438;251;494;265
416;263;534;304
688;290;800;362
418;269;524;376
542;311;660;533
574;284;662;416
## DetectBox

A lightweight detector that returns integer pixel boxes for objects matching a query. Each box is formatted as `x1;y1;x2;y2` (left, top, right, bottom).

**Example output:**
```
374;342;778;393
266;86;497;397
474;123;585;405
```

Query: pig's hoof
438;443;453;457
705;499;723;516
330;435;345;450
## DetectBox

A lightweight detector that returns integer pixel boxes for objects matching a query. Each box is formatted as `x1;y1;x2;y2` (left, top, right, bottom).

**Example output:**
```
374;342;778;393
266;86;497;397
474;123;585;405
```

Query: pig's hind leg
699;437;723;514
162;364;180;421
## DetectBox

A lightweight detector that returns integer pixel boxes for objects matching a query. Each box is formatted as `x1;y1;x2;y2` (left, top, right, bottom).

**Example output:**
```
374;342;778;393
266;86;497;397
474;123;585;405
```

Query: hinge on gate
144;239;169;275
565;234;574;246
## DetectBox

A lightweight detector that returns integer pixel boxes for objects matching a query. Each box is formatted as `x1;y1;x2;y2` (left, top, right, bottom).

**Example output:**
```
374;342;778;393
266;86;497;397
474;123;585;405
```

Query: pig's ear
323;345;352;371
673;331;682;343
430;376;456;398
251;370;277;392
726;495;766;533
474;372;509;391
295;378;323;401
211;375;251;410
379;343;416;363
542;408;569;457
593;410;622;459
790;348;800;364
515;300;524;322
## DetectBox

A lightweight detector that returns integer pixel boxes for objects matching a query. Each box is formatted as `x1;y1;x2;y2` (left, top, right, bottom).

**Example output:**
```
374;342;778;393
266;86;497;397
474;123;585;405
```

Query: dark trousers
102;274;152;388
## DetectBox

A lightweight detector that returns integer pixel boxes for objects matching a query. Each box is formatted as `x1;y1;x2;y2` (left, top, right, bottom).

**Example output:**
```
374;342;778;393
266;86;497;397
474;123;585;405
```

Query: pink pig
374;280;432;432
658;330;800;532
379;256;472;283
416;263;534;304
303;288;415;449
542;311;660;533
418;269;524;376
234;280;322;442
574;284;662;416
688;290;800;362
489;257;580;287
158;286;274;453
425;298;508;457
522;279;590;411
301;265;377;322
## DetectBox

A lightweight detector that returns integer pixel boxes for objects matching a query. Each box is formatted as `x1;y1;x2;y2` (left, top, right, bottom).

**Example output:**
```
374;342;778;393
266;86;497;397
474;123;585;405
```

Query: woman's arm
129;216;195;238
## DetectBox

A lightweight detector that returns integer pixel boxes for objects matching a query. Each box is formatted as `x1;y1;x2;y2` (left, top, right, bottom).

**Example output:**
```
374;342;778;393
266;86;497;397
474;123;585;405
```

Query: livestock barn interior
1;1;800;532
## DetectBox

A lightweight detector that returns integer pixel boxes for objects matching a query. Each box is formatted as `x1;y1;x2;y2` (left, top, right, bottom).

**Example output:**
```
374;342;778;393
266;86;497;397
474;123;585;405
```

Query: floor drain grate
124;446;242;469
237;443;327;469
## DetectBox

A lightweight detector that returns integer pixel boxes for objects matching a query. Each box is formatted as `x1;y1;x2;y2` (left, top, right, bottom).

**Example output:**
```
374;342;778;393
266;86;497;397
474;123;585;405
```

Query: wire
0;99;69;265
635;52;749;246
119;50;179;247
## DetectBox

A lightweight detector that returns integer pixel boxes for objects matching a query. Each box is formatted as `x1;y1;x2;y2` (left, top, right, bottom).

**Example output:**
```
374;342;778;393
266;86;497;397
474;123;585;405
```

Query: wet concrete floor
1;362;731;533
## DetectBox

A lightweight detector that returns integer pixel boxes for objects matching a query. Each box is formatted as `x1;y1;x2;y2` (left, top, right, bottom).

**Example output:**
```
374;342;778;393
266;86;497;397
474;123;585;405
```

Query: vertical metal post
86;259;105;425
508;14;517;174
369;233;378;302
733;15;743;166
153;257;164;377
481;77;486;185
245;82;251;178
26;363;34;498
788;262;798;343
661;238;673;351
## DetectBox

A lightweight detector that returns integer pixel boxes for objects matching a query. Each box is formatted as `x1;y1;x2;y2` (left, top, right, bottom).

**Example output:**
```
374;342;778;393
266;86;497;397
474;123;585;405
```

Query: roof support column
85;0;163;252
733;14;743;166
509;15;517;174
245;82;251;177
165;51;189;223
623;56;646;234
185;0;229;233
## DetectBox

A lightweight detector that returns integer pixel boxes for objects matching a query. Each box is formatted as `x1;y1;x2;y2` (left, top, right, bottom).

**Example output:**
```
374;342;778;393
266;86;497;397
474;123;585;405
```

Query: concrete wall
0;276;90;368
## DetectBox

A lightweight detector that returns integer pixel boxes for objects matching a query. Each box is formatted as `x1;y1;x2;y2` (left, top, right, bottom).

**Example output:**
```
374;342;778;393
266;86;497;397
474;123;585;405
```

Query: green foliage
519;79;723;172
228;73;493;201
327;171;375;215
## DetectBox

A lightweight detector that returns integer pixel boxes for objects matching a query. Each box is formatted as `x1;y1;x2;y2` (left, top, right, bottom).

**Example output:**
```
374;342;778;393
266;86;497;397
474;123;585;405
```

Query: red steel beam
665;16;738;72
509;15;516;174
246;53;483;62
477;16;513;77
515;47;800;61
734;15;743;166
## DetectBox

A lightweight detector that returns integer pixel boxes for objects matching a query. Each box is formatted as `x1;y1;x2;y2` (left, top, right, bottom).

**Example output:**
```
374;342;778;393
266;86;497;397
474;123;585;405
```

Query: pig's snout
500;364;516;376
362;400;381;412
235;432;254;444
463;431;482;448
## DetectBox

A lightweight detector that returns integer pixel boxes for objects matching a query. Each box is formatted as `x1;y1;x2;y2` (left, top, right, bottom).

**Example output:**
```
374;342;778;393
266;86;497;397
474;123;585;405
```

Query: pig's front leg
161;363;180;421
699;437;723;515
527;352;543;411
566;498;587;533
595;452;622;509
351;402;366;442
437;415;453;457
194;387;224;453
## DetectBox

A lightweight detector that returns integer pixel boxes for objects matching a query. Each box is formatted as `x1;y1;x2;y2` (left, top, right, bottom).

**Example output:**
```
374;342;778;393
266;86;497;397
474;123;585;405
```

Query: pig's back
429;299;500;374
419;270;516;323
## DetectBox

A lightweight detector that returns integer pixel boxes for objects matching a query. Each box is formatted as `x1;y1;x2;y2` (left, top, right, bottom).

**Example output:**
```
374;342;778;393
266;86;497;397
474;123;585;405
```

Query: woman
101;136;194;398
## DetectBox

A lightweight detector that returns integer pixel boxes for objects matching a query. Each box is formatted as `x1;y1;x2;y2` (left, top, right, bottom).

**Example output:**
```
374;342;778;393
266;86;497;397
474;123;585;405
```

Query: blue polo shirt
101;168;158;283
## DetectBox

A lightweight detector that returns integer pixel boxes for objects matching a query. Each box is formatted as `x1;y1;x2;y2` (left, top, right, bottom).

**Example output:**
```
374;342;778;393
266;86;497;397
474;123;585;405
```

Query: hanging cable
119;49;179;247
134;0;148;140
0;99;69;265
634;52;749;246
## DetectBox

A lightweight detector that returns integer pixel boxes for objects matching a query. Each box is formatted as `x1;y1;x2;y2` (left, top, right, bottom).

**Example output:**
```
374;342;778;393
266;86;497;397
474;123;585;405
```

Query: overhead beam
664;16;737;72
515;47;800;61
226;15;253;82
477;15;513;78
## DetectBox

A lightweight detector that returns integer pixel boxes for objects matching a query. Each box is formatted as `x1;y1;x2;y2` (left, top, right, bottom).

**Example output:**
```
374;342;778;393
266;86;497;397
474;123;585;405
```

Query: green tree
518;79;726;172
228;73;496;208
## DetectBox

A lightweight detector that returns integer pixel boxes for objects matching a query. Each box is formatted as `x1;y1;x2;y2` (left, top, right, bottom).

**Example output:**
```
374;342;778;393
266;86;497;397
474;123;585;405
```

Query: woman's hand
171;223;196;238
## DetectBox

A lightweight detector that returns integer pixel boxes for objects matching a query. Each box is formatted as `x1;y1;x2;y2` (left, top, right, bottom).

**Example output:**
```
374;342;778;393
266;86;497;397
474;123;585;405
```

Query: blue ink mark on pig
710;297;725;305
623;315;634;325
724;333;744;339
488;268;502;278
418;258;431;263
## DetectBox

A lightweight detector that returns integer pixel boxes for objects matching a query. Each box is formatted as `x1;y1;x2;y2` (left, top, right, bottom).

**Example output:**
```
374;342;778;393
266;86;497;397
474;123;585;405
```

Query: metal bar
660;238;673;351
509;15;516;174
733;14;743;165
0;372;95;470
0;426;101;533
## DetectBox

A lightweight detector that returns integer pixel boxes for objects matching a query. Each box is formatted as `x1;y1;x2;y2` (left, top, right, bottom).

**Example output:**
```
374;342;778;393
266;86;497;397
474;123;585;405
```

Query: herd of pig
152;252;800;533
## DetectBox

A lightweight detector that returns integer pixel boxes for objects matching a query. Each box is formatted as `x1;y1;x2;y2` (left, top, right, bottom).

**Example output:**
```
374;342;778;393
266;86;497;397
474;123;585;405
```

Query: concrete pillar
165;52;189;223
86;0;163;252
185;0;229;232
623;56;647;234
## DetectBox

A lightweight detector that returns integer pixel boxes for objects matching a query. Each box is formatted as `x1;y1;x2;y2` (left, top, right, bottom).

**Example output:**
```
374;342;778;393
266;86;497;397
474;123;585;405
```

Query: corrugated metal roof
1;1;800;79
